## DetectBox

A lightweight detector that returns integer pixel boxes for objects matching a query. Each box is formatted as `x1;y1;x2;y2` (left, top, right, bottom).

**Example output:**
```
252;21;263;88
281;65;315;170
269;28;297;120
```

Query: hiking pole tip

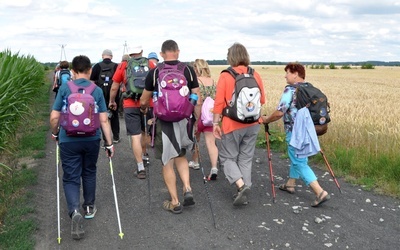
57;237;61;244
119;232;124;239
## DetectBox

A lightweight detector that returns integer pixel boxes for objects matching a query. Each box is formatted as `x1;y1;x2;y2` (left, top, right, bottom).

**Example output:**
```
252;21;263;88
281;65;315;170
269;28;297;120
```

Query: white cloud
0;0;399;63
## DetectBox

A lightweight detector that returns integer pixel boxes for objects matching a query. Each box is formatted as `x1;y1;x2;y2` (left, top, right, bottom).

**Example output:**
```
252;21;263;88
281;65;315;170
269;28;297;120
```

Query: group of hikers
50;39;330;240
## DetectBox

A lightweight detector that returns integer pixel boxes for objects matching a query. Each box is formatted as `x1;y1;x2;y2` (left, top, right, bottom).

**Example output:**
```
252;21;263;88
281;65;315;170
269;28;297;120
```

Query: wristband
52;132;59;138
105;144;114;149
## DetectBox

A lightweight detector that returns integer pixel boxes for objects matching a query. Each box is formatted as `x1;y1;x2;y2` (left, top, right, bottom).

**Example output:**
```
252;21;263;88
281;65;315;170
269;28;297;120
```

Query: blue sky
0;0;399;63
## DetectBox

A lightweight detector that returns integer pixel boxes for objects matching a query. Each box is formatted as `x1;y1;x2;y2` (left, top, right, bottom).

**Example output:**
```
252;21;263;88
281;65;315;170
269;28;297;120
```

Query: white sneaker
188;161;200;170
209;168;218;180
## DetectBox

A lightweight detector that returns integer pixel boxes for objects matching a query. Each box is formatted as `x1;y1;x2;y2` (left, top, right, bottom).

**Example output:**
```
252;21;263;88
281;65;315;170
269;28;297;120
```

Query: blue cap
148;52;159;61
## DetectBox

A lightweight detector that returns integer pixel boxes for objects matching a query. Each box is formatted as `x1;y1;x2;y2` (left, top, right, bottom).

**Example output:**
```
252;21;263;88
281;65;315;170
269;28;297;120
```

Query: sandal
278;184;295;194
162;200;183;214
311;190;331;207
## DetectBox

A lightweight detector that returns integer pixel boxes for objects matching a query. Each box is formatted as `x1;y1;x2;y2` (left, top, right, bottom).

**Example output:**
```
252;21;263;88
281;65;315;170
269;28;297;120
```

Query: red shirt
112;59;157;108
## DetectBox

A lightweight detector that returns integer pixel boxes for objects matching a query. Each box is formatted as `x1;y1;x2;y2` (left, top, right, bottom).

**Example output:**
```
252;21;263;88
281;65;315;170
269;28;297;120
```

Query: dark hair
59;60;69;69
71;55;91;74
161;40;179;53
227;42;250;67
284;62;306;79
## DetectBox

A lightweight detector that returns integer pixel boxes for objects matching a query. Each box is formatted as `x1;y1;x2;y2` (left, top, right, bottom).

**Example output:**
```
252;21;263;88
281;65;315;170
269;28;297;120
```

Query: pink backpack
201;96;214;126
153;62;194;122
60;81;100;136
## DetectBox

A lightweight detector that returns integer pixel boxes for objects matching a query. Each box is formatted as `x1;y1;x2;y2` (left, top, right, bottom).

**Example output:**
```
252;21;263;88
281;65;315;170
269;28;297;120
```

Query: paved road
33;88;400;250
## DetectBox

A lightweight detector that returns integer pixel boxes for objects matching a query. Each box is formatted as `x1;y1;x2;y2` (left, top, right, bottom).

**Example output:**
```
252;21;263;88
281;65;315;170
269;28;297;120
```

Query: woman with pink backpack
189;59;219;180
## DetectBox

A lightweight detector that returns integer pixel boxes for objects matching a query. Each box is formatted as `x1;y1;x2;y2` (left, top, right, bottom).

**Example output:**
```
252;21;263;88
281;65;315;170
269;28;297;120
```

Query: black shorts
124;107;153;136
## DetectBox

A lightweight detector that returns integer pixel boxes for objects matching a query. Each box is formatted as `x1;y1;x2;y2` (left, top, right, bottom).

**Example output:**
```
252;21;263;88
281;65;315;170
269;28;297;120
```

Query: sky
0;0;399;63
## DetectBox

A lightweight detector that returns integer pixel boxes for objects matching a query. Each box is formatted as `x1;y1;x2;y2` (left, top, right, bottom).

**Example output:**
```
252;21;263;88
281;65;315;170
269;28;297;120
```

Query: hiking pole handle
264;123;271;135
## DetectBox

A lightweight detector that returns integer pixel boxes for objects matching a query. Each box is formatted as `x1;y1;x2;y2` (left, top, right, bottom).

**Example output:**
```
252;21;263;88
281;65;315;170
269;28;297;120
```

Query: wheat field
209;65;400;164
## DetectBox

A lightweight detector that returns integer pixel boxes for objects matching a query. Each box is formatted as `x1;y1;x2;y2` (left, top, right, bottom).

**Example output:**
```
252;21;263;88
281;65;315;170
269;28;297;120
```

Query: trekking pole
264;124;276;203
144;113;151;212
108;157;124;239
56;143;61;244
194;136;217;229
150;112;156;148
320;149;342;193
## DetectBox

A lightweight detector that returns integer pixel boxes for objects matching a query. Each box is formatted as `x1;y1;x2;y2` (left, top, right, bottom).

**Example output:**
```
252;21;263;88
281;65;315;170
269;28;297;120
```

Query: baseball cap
129;46;143;55
148;52;159;61
102;49;113;56
121;54;130;61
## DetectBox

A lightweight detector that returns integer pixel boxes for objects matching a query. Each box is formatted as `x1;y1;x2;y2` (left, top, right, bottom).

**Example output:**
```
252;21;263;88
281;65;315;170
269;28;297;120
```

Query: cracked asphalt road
33;84;400;250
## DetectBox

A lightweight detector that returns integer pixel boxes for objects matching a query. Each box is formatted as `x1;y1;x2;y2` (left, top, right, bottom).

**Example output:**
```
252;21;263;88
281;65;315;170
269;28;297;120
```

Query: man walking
140;40;200;214
90;49;120;143
109;46;156;179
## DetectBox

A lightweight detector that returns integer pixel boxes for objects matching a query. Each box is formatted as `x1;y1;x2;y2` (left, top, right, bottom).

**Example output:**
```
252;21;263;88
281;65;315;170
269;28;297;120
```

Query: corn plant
0;50;45;154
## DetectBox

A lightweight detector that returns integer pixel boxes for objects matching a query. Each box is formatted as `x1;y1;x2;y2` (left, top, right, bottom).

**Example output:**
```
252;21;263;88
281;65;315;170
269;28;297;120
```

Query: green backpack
124;57;150;100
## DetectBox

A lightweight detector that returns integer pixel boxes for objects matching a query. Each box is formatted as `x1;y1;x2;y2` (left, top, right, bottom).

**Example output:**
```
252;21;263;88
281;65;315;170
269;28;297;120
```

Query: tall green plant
0;50;45;152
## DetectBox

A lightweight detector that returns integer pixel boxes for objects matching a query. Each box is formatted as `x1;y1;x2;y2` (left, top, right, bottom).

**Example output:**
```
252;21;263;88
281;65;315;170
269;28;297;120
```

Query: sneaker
134;169;146;179
162;200;183;214
71;210;84;240
232;194;249;205
208;168;218;181
83;205;97;219
188;161;200;170
183;189;195;207
233;185;250;206
113;138;121;144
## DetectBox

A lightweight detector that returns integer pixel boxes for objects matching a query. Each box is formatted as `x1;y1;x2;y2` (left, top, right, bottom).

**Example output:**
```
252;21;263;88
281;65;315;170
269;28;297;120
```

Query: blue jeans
286;132;317;186
59;140;100;217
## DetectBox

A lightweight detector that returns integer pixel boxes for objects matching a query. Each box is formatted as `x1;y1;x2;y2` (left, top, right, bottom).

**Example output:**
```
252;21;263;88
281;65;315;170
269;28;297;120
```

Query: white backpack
222;67;261;123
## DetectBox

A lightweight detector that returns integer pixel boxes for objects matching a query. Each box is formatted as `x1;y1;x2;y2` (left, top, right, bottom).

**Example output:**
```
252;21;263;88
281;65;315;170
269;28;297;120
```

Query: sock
137;162;145;172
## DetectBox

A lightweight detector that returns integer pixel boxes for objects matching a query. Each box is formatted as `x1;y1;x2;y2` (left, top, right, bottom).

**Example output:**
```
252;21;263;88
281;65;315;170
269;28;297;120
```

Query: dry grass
209;65;400;157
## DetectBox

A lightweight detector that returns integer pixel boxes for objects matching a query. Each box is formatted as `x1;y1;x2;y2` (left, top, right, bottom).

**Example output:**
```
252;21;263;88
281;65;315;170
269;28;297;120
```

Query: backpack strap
221;66;254;78
221;67;238;78
67;81;97;95
153;62;193;87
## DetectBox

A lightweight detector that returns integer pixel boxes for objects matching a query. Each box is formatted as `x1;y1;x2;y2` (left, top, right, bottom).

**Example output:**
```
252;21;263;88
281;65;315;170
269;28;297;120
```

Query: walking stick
264;124;276;203
144;113;151;212
56;144;61;244
108;157;124;239
320;149;342;193
194;136;217;229
150;111;156;148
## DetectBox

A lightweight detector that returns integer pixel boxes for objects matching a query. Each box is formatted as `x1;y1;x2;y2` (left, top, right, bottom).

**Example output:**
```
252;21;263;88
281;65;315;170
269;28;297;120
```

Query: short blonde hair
193;59;211;77
227;42;250;67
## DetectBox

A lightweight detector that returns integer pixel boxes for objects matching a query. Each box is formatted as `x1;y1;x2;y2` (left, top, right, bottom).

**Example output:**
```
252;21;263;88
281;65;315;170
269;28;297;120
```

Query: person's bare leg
162;160;179;205
204;132;218;177
309;180;324;196
191;133;200;164
131;134;143;163
235;178;245;189
309;180;330;206
175;156;191;192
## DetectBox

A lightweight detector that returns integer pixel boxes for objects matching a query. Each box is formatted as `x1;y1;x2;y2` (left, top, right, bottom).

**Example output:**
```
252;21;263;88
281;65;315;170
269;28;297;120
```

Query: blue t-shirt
52;78;106;143
276;84;298;133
